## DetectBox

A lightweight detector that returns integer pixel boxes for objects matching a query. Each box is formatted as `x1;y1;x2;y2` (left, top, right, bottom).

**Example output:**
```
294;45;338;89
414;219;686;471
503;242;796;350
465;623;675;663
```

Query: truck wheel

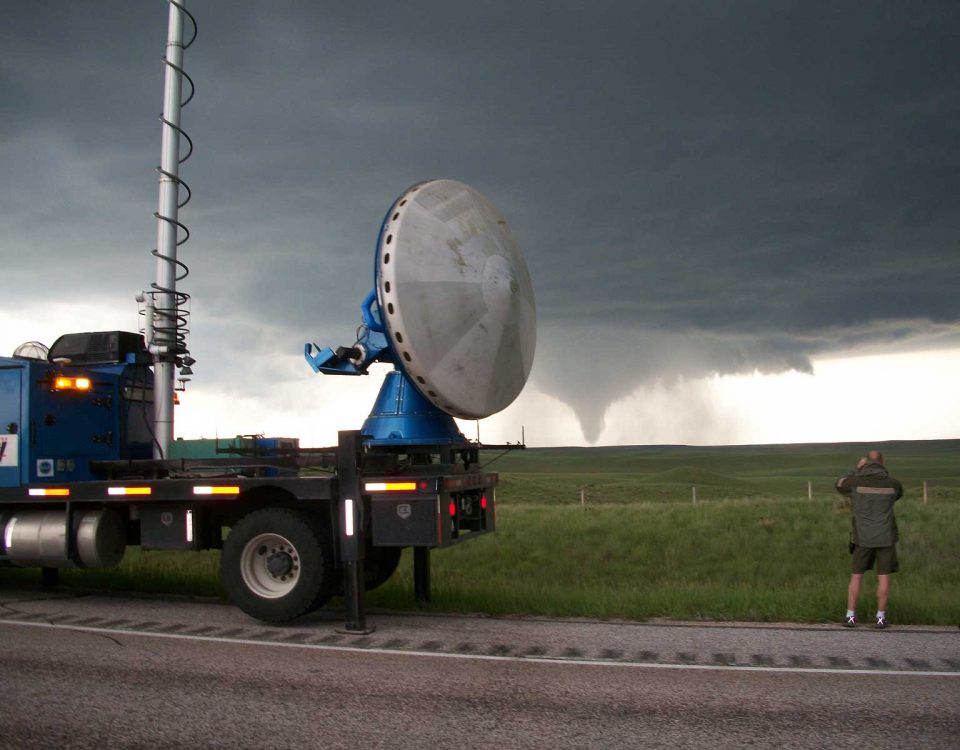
364;546;402;591
221;508;334;622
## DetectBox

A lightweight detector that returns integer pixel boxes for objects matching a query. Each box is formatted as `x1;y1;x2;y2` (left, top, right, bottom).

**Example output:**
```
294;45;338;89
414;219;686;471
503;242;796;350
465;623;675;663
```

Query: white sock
846;609;855;618
876;610;885;620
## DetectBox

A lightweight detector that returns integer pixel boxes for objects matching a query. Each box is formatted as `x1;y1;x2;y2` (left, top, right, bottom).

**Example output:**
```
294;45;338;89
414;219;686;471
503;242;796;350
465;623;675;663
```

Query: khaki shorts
851;545;899;575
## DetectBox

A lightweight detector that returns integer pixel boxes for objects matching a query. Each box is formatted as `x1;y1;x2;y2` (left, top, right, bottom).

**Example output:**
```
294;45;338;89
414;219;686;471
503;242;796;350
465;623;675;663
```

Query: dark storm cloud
1;1;958;441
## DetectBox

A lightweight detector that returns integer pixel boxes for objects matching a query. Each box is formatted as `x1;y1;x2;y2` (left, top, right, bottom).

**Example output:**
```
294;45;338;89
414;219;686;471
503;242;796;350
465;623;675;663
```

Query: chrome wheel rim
240;532;301;599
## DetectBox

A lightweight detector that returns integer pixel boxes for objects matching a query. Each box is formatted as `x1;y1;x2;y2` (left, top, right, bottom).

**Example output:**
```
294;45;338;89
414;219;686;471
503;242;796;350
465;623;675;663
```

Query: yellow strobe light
53;376;92;391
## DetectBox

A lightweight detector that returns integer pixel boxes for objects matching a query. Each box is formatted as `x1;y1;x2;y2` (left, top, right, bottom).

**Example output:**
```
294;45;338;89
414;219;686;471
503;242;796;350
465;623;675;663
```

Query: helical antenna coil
149;0;197;360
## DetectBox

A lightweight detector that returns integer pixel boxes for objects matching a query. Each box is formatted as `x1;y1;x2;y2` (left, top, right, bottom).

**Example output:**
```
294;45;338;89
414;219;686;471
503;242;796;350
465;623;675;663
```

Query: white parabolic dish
376;179;536;420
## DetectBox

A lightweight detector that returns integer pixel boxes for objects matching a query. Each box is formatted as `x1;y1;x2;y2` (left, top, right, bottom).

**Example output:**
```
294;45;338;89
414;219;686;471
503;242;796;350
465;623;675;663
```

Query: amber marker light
108;487;152;496
28;488;71;497
53;376;92;391
192;486;240;496
364;481;418;492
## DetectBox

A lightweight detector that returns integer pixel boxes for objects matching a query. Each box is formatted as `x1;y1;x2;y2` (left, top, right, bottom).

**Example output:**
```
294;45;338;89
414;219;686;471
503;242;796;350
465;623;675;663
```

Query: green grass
365;493;960;625
2;439;958;624
484;438;960;505
0;549;224;598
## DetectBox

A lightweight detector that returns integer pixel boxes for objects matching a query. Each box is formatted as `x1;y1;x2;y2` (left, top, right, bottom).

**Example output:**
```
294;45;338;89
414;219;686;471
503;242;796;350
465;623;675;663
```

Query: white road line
1;618;957;678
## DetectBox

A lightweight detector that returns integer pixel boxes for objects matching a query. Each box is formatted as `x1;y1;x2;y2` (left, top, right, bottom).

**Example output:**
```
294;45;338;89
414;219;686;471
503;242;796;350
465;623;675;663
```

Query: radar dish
12;341;49;361
376;180;536;420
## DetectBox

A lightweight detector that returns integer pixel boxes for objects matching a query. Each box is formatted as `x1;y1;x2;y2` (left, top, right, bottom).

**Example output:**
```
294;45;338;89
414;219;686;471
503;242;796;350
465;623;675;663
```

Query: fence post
692;486;697;504
807;480;812;500
581;487;586;509
923;480;928;504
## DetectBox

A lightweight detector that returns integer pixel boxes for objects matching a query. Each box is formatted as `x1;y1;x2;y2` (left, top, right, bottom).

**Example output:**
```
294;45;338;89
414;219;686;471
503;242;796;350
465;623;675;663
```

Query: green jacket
835;462;904;547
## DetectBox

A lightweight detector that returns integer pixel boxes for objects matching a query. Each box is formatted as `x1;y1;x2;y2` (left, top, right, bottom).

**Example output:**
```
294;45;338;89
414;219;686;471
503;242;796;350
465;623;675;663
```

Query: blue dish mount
304;288;466;446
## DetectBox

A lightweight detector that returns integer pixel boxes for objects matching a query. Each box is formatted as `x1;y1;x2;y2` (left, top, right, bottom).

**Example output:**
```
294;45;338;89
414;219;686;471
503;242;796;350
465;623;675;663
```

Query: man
835;449;904;629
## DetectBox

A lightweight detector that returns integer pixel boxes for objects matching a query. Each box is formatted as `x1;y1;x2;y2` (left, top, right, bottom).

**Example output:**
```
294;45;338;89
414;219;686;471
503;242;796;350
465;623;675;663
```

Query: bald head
867;449;884;464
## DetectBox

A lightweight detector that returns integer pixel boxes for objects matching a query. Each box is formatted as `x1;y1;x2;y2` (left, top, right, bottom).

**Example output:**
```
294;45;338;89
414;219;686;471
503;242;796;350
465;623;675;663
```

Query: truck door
32;372;117;481
0;367;23;488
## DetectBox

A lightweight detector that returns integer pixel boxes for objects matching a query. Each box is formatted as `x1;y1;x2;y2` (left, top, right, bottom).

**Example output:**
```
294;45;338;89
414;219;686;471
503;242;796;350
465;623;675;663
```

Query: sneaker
843;615;856;628
875;616;888;630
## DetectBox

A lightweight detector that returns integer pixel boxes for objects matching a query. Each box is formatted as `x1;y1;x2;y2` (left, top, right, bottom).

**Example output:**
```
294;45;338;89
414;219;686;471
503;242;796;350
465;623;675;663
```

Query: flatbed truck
0;331;498;628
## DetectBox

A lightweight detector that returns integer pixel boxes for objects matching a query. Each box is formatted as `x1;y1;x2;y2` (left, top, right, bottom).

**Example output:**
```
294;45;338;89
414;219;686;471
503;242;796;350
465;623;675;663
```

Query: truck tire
221;508;334;623
364;546;402;591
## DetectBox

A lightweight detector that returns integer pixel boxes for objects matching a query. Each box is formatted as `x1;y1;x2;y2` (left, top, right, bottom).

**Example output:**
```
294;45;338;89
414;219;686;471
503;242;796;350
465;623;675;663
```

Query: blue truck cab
0;331;154;488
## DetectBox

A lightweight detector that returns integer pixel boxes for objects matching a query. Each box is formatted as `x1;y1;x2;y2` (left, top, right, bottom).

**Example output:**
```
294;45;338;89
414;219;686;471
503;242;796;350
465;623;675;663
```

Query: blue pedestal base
361;370;465;446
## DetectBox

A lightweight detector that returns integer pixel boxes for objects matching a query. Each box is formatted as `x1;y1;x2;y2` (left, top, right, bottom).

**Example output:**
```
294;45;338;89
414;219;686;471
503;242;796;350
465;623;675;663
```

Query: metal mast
148;1;195;458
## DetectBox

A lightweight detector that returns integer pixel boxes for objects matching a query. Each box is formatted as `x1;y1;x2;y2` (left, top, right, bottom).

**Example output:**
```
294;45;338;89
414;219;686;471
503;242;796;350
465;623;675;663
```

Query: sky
1;1;958;447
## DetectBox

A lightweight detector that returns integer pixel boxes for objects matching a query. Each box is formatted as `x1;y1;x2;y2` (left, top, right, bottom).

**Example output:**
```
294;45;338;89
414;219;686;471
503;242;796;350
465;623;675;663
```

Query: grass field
366;497;960;624
485;438;960;505
3;439;958;624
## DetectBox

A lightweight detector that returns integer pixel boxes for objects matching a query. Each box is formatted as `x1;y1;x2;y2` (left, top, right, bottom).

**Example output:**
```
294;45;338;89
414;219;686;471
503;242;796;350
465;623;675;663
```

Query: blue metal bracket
360;288;384;333
304;288;389;375
303;343;358;375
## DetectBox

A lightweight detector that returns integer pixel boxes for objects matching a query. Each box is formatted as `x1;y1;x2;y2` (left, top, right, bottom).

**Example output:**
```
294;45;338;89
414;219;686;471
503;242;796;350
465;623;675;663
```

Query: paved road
0;589;957;749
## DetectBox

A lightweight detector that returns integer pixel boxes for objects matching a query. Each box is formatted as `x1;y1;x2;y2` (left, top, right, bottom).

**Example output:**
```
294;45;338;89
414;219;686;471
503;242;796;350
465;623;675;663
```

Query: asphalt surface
0;588;957;749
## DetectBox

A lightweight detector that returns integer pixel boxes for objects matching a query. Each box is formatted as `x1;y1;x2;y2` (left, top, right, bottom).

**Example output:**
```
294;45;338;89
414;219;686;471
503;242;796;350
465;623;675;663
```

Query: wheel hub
266;549;294;578
240;533;302;598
